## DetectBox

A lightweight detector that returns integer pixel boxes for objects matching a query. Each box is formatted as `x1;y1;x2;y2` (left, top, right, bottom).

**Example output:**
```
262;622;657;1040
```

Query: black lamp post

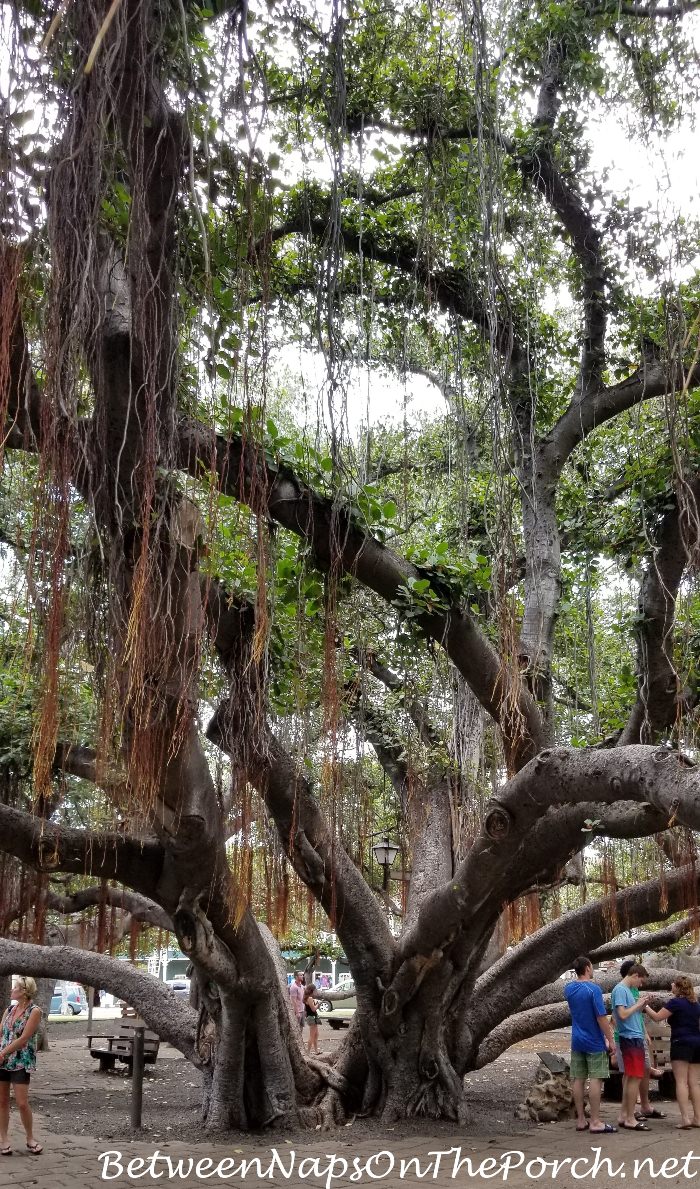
372;835;400;889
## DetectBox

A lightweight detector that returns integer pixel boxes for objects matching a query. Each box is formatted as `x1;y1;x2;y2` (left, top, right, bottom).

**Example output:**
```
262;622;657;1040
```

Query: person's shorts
619;1037;646;1078
570;1050;609;1079
0;1069;30;1084
613;1036;651;1074
615;1040;651;1073
670;1041;700;1064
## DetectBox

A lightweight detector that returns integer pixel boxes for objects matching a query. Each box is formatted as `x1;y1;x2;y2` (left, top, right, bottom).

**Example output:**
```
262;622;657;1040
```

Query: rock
516;1055;576;1123
537;1050;568;1074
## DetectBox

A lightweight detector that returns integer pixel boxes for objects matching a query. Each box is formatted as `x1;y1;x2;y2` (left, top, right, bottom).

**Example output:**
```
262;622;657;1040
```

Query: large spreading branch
0;937;197;1059
397;744;679;965
475;975;682;1067
259;213;516;353
521;965;691;1013
178;420;543;771
0;801;164;899
613;3;700;16
589;915;696;962
544;358;700;480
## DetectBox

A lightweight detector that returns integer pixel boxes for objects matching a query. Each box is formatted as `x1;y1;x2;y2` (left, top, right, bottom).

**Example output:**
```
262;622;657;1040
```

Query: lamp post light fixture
372;836;400;889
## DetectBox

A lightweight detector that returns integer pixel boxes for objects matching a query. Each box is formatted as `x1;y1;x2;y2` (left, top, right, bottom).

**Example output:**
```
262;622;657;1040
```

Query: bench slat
88;1026;160;1070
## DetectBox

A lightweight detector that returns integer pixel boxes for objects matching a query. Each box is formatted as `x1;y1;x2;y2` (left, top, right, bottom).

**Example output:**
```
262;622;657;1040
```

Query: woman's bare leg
672;1060;692;1127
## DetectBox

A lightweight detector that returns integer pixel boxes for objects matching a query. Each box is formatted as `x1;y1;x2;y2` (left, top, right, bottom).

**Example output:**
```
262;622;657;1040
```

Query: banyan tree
3;0;700;1130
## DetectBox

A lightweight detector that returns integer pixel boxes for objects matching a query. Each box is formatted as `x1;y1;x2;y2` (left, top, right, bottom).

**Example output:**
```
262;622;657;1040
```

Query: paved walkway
2;1112;699;1188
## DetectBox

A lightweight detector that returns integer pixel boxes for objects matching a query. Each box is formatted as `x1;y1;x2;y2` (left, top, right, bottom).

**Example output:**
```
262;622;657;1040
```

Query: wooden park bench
88;1021;160;1074
646;1017;675;1098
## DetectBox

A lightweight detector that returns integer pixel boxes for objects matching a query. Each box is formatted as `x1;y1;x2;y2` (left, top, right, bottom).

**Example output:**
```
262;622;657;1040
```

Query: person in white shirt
288;971;305;1031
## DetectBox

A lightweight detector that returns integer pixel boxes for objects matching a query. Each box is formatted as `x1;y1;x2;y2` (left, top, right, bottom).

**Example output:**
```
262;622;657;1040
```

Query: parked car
166;977;191;1000
50;983;88;1015
316;979;356;1029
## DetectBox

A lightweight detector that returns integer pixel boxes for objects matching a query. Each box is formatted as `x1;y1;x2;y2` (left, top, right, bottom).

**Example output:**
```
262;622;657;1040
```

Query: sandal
620;1121;650;1131
589;1123;617;1133
0;1147;11;1157
637;1108;666;1119
575;1123;589;1132
26;1142;43;1155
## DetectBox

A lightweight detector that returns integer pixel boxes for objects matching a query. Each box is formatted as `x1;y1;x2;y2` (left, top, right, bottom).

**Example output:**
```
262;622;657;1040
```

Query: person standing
0;976;43;1156
564;956;616;1134
611;963;651;1131
612;959;665;1121
304;985;320;1055
288;971;305;1032
646;975;700;1129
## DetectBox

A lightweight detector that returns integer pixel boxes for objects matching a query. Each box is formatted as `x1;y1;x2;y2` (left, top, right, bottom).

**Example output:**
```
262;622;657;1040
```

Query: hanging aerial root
0;242;23;466
84;0;124;74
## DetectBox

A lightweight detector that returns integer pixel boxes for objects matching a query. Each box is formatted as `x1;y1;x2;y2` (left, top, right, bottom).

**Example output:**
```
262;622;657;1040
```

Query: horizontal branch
0;801;164;900
589;914;696;962
615;2;700;15
476;1002;571;1066
521;966;685;1013
258;213;516;353
0;937;196;1060
46;884;173;931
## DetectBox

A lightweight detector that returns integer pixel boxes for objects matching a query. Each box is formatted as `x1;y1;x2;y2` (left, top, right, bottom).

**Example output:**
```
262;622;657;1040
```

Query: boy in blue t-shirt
564;956;616;1133
611;963;651;1130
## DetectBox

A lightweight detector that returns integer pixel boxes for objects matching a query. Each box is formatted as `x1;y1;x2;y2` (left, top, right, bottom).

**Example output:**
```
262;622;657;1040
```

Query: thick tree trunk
379;1002;467;1124
405;777;454;929
34;976;54;1051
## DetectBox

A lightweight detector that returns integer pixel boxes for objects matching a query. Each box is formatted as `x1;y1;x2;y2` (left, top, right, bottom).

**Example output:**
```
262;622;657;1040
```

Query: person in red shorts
611;963;652;1130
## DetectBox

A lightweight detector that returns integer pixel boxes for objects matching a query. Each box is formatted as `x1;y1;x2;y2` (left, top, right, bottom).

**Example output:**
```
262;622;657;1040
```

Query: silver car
316;979;356;1029
166;978;191;999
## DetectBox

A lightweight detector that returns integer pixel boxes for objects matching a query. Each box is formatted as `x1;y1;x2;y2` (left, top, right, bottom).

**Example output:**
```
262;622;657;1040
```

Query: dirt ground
28;1017;570;1146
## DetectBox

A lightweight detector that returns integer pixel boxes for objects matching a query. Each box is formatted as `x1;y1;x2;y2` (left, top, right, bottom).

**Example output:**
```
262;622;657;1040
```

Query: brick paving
2;1120;699;1189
